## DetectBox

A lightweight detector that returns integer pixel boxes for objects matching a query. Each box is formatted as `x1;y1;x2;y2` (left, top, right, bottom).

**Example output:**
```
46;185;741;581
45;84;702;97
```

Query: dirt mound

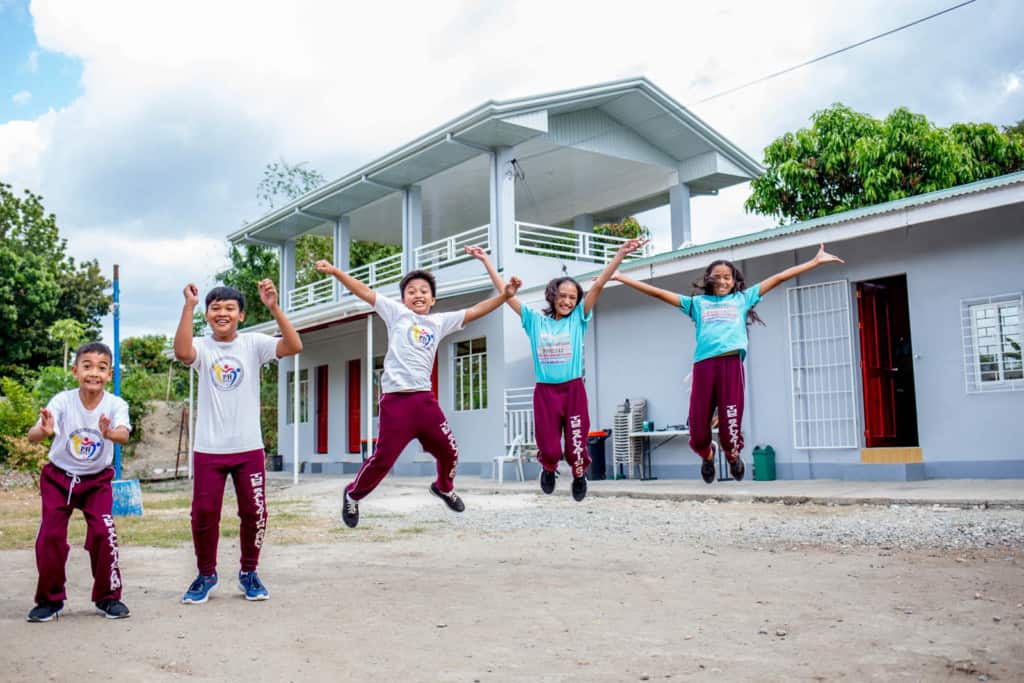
123;400;188;480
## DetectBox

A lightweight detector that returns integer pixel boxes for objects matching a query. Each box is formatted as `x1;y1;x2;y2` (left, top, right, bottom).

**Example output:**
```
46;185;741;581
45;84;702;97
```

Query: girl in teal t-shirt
614;244;843;484
467;239;647;501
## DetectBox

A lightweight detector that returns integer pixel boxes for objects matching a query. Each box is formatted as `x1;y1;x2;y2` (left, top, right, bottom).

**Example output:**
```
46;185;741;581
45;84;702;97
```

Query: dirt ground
2;478;1022;683
122;400;190;480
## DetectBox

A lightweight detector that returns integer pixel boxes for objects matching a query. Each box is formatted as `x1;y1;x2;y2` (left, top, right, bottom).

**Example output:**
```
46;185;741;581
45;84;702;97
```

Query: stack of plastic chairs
612;399;646;478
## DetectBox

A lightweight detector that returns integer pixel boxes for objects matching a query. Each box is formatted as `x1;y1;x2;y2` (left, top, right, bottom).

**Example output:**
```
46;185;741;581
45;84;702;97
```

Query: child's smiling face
708;264;735;296
206;298;245;340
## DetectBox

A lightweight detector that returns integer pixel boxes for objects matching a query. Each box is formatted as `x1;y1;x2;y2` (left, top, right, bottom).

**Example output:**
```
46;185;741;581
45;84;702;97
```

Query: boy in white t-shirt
314;259;521;528
173;280;302;604
26;342;132;622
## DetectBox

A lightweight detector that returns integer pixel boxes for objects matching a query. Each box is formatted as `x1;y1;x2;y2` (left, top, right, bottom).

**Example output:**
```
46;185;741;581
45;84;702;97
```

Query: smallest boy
26;341;132;622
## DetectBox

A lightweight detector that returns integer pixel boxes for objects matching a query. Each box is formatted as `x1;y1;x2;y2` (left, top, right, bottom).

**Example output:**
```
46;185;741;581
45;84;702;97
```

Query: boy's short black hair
399;270;437;298
74;342;113;364
205;286;246;312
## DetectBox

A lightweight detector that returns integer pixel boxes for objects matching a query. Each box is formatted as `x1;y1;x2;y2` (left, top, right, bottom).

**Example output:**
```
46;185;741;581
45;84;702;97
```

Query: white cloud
12;90;32;105
26;49;39;73
1005;73;1021;94
2;0;1022;337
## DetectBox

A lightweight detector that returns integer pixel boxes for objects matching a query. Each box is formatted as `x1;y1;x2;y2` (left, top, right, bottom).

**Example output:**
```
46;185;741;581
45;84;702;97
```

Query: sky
1;0;1022;344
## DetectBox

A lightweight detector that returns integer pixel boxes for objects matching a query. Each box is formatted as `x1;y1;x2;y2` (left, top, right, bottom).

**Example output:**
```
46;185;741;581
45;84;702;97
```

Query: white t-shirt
189;333;280;453
374;295;465;393
43;389;131;476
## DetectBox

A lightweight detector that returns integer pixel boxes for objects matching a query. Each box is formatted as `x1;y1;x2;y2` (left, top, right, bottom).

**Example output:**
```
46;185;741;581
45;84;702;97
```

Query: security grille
961;293;1023;394
786;280;859;449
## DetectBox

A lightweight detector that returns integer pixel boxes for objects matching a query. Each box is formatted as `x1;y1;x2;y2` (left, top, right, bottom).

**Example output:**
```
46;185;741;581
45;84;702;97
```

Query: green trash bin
752;445;776;481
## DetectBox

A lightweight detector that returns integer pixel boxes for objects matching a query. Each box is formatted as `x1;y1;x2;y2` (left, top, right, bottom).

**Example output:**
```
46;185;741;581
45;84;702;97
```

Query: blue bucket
112;479;144;516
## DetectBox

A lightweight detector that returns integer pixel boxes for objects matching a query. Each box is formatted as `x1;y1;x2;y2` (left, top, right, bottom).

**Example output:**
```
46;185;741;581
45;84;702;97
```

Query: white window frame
285;368;309;424
453;337;488;412
961;292;1023;394
786;280;859;449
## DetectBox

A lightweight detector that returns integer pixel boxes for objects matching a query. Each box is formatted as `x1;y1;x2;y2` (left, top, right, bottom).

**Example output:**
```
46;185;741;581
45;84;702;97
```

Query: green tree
48;318;86;372
746;104;1024;223
120;335;171;373
1003;119;1024;138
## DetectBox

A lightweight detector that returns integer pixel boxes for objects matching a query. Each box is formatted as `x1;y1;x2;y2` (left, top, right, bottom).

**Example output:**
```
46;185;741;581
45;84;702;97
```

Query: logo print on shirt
701;300;740;323
410;324;436;349
537;331;572;365
67;428;105;461
211;356;244;392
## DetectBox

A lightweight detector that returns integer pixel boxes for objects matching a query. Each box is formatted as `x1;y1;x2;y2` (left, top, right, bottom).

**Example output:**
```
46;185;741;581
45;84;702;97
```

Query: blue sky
0;0;81;121
0;0;1022;342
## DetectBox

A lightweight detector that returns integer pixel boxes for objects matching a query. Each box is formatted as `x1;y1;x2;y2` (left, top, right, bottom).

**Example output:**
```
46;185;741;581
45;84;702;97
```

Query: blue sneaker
239;571;269;601
181;572;218;604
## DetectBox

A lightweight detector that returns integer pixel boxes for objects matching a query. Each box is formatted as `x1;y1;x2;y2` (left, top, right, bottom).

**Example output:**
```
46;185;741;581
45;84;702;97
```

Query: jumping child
26;342;132;622
612;244;843;483
174;280;303;603
467;238;648;501
314;259;521;528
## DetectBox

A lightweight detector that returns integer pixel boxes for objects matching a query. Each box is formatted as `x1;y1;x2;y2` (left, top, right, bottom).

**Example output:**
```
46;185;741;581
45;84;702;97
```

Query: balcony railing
415;224;490;270
514;221;650;263
287;251;403;312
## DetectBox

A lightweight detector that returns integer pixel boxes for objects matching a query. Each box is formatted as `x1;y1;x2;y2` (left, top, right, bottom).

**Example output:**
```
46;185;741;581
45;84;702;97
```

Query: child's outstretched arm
174;283;199;364
757;243;844;296
584;238;648;314
610;271;682;307
464;245;522;316
315;260;376;306
463;276;522;324
258;279;303;358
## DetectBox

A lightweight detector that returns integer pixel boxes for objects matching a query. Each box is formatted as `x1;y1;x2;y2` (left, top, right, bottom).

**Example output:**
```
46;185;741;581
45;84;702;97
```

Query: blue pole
113;264;121;480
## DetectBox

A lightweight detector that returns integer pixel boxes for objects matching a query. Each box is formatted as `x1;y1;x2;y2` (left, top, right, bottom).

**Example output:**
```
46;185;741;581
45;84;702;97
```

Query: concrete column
669;183;692;249
333;215;351;300
489;147;517;270
281;238;297;310
573;213;594;233
402;185;423;272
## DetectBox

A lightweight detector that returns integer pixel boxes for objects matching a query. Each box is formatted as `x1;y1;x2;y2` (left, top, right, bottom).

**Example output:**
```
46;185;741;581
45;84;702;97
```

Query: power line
689;0;978;105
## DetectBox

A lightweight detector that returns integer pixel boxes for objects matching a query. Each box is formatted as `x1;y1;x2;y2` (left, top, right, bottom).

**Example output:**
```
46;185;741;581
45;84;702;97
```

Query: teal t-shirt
521;303;592;384
679;284;762;362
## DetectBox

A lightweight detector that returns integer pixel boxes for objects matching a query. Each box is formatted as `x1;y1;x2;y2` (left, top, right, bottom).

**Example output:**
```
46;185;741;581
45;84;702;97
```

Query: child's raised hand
314;260;335;274
463;245;488;261
183;283;199;307
258;279;279;308
813;243;844;265
38;408;54;437
617;238;649;256
504;276;522;298
98;413;112;439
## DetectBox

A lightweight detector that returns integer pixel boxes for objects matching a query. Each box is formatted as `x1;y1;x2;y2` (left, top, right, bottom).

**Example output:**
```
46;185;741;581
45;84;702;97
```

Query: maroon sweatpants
688;353;745;461
191;449;267;575
347;391;458;501
35;463;123;604
533;378;591;478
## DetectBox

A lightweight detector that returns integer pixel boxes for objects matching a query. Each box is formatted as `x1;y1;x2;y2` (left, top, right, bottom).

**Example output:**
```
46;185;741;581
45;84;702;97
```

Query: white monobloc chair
493;435;526;483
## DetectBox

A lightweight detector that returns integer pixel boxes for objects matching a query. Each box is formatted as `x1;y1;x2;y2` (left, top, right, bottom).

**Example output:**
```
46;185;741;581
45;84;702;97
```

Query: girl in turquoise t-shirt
614;244;843;484
467;239;647;501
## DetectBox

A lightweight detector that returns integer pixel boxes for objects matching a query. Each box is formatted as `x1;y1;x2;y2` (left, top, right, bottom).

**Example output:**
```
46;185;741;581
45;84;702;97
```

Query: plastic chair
493;436;525;483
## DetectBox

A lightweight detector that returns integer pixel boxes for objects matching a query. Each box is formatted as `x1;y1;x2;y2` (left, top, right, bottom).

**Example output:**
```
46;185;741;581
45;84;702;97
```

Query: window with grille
962;293;1023;393
454;337;488;412
285;368;309;423
786;280;859;449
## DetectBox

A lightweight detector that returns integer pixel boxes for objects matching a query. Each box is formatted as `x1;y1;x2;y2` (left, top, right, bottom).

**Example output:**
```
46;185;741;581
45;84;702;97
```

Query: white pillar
333;215;351;300
365;315;374;461
292;352;300;485
281;238;297;310
489;147;517;270
573;213;594;233
402;185;422;272
187;366;194;480
669;183;692;249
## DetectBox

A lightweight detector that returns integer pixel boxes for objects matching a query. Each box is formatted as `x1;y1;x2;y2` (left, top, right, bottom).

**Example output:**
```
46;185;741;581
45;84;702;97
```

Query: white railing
504;385;536;448
287;252;404;312
350;251;403;288
514;221;650;263
415;224;490;270
287;276;335;312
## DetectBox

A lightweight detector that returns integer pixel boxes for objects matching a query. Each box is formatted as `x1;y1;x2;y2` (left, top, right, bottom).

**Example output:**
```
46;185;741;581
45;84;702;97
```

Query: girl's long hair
693;259;765;326
543;277;584;318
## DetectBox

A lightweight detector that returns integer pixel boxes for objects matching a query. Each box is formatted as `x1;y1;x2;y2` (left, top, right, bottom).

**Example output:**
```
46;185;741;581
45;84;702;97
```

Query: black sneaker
430;482;465;512
700;457;715;484
27;601;64;623
571;475;587;502
95;598;130;619
540;469;556;494
729;456;745;482
341;491;359;528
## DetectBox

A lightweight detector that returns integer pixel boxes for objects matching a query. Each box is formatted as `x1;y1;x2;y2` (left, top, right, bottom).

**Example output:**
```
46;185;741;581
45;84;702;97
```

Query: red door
347;359;360;453
315;365;328;454
856;283;898;446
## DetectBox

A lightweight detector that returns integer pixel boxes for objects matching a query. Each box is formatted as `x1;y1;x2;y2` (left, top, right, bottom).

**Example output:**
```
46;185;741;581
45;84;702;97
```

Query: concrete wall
591;202;1024;479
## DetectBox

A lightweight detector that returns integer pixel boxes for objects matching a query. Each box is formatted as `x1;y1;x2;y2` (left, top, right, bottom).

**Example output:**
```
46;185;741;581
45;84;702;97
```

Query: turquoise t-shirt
679;284;763;362
521;303;592;384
